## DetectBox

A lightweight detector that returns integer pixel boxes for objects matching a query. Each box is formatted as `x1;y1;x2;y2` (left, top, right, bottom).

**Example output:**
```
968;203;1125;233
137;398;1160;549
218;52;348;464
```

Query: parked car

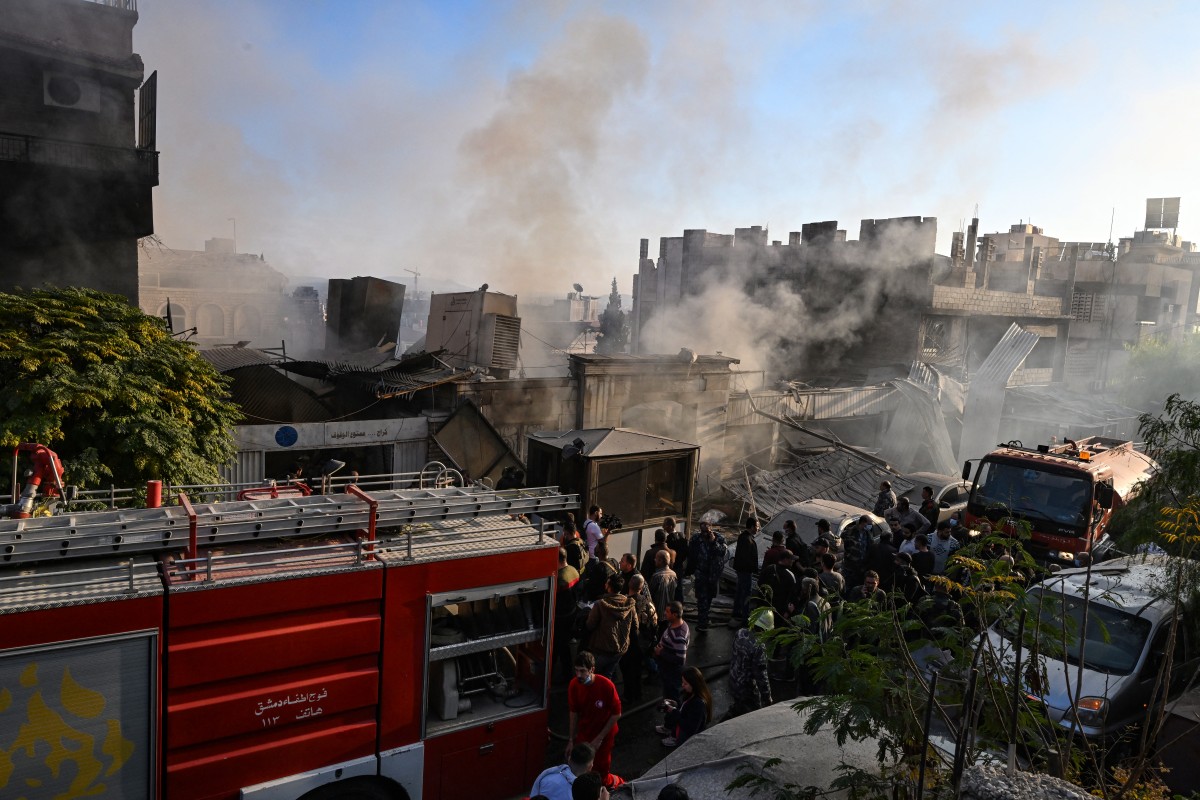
722;499;887;583
985;554;1199;744
898;472;970;525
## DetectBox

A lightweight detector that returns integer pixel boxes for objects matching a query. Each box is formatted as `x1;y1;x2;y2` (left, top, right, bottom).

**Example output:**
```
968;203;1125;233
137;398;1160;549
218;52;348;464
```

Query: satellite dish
573;283;584;294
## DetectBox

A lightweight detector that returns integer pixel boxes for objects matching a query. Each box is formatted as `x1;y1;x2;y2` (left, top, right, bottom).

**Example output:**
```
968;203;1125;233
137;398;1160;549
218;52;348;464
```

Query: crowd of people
542;492;1007;798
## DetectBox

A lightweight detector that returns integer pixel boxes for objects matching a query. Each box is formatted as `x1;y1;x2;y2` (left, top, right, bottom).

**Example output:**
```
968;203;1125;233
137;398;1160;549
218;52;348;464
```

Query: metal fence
0;131;158;183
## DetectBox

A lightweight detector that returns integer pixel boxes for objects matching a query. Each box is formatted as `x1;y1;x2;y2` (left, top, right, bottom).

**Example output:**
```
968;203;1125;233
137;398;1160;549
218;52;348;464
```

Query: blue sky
135;1;1200;295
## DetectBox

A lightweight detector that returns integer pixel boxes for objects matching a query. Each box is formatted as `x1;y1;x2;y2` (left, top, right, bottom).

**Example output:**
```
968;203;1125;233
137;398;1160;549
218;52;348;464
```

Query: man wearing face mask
566;650;623;789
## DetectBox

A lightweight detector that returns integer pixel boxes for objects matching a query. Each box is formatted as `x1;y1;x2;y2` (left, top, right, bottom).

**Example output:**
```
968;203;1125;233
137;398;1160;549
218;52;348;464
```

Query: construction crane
405;267;422;299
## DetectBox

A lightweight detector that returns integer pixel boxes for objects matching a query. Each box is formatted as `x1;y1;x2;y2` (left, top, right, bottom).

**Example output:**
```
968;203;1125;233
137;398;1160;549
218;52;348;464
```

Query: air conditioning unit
426;291;521;377
43;72;104;112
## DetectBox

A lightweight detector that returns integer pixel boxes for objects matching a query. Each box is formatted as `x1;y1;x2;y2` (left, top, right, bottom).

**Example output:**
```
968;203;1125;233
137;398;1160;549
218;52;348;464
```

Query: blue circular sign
275;426;299;447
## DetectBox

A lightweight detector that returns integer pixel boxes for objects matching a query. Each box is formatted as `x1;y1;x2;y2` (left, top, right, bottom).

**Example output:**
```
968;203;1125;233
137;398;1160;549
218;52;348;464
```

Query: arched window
234;305;261;338
197;304;225;337
156;301;187;333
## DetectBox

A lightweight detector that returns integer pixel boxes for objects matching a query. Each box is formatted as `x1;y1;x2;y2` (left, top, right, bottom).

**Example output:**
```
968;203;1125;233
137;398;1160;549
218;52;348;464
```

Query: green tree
1113;393;1200;551
0;287;239;490
593;277;629;354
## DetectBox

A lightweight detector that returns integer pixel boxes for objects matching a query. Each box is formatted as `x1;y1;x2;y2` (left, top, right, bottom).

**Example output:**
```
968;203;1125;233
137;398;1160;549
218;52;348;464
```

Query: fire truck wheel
297;777;406;800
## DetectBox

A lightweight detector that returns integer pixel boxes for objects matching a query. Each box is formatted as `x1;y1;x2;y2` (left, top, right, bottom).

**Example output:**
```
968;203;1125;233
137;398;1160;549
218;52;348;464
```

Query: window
234;304;261;337
1013;589;1151;675
196;304;225;337
974;461;1091;526
595;456;692;527
939;486;964;505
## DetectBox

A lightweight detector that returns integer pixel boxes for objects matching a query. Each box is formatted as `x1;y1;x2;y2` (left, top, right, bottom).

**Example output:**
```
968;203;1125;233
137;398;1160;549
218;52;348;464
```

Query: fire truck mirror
961;462;971;482
1095;482;1114;509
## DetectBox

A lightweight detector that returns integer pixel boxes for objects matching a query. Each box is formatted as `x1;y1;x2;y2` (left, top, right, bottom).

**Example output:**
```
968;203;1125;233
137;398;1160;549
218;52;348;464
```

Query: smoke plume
638;220;939;377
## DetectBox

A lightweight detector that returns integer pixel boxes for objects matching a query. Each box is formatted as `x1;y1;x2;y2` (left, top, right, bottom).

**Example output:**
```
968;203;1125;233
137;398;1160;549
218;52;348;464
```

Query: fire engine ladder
0;485;578;567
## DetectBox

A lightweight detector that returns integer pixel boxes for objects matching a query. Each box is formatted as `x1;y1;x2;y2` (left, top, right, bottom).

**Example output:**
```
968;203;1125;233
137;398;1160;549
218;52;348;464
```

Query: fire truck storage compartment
372;511;561;799
424;576;552;734
422;710;548;800
163;542;384;800
0;554;164;799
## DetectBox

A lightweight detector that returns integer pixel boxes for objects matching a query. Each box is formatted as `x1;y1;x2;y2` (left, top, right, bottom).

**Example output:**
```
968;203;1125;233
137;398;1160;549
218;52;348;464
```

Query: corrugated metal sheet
392;441;425;475
973;323;1039;385
226;365;332;425
907;361;939;390
722;450;913;521
220;450;265;487
276;352;468;398
727;386;896;426
200;347;279;372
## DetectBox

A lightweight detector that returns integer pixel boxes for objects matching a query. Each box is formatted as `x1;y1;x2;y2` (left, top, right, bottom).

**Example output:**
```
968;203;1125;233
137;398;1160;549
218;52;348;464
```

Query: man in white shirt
529;742;595;800
929;520;962;574
584;505;605;556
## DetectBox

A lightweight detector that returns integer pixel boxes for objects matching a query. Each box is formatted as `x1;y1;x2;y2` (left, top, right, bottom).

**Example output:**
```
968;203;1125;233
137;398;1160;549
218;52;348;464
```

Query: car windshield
973;461;1092;526
1001;588;1152;675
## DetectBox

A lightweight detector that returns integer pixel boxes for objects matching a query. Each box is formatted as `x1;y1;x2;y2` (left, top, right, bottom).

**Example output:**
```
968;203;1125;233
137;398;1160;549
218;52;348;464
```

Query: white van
985;554;1199;743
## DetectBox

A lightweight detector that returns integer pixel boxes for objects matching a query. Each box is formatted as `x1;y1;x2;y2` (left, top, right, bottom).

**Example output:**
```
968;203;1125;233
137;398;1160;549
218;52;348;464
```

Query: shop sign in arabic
328;428;389;442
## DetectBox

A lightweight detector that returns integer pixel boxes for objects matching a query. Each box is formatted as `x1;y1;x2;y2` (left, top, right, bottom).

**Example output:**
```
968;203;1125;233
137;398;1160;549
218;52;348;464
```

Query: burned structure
631;217;1071;383
326;275;406;355
633;205;1200;390
0;0;156;302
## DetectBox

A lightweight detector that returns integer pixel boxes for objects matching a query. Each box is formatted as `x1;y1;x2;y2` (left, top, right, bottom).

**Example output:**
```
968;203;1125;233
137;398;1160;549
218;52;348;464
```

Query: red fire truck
0;473;576;800
961;435;1156;564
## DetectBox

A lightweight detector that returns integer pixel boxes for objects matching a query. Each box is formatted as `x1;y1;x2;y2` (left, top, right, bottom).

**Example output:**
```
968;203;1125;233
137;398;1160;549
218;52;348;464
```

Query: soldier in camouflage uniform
687;521;728;633
724;611;773;720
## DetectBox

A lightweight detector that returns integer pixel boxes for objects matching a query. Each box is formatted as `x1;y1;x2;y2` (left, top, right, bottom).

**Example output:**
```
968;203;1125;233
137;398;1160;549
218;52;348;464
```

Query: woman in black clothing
657;666;713;747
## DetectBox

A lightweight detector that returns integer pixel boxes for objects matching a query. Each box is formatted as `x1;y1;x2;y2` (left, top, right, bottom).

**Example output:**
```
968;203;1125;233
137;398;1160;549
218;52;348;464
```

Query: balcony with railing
0;131;157;185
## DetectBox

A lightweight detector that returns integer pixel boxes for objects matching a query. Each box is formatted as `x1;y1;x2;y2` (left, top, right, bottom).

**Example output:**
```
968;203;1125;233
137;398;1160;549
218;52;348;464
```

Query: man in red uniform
566;650;622;788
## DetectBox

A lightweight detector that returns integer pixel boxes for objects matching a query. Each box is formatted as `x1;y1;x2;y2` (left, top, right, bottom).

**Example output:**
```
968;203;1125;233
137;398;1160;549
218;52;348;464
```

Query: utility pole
228;217;236;254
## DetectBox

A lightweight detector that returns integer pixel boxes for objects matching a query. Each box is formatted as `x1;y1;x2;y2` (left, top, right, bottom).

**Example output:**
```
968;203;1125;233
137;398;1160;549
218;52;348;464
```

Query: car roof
771;498;881;525
1037;554;1185;622
901;472;965;489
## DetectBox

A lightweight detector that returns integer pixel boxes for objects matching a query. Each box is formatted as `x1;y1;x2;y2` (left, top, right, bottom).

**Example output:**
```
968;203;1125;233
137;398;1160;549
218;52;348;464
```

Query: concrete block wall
931;285;1065;318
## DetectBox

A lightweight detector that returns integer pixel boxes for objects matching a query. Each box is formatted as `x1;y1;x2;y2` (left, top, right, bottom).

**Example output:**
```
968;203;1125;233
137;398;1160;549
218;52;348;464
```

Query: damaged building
0;0;157;301
632;204;1200;391
630;217;1071;384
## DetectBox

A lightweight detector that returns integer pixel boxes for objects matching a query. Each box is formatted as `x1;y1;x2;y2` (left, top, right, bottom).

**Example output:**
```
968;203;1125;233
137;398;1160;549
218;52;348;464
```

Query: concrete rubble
960;765;1093;800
